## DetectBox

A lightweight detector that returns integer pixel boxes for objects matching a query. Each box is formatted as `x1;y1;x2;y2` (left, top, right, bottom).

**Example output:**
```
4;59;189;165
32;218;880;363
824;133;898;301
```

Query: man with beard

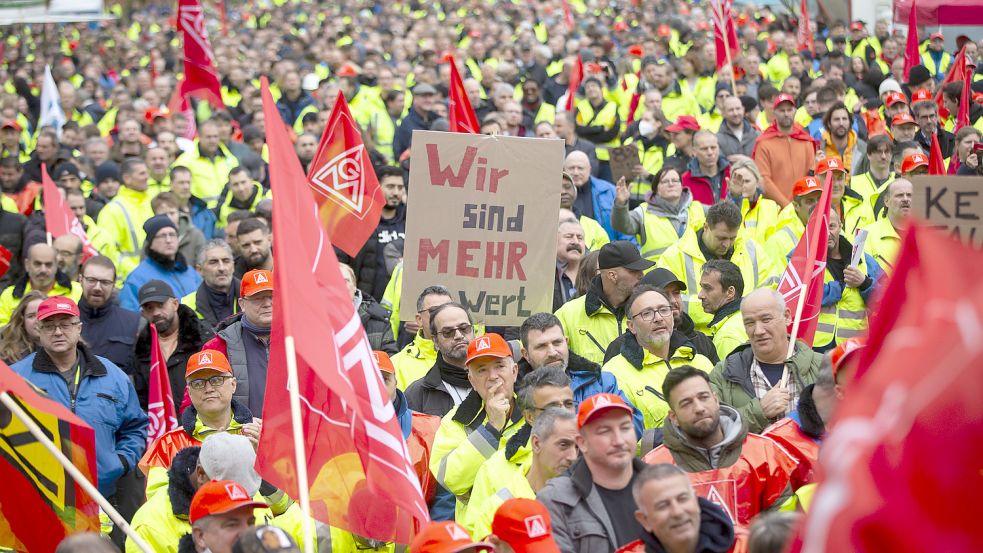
120;215;202;311
752;94;817;205
370;166;407;299
519;312;643;436
182;240;239;329
405;302;476;417
0;243;82;325
864;178;912;274
538;393;647;552
79;256;141;373
819;103;866;172
233;218;273;279
602;286;714;431
199;270;274;417
716;97;759;159
643;366;797;529
133;280;214;412
554;217;586;310
555;241;652;365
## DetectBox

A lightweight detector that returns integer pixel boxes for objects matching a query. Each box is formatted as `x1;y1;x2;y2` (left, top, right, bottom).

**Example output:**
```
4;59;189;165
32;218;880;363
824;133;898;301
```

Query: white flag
39;65;66;138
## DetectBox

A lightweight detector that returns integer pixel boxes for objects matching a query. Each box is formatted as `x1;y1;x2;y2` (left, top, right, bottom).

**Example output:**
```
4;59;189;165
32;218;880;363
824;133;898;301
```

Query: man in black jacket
405;302;476;417
79;256;141;374
0;194;26;288
184;240;239;329
340;262;397;355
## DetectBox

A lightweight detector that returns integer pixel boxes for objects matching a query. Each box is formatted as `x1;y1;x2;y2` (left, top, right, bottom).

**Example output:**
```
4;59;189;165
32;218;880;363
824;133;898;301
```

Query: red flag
903;0;920;82
306;91;385;257
561;0;575;31
790;224;983;553
797;0;815;55
564;55;583;112
0;245;12;279
933;47;968;120
711;0;740;71
777;173;833;346
955;61;974;132
167;87;198;141
0;360;100;551
41;164;100;261
177;0;223;109
928;132;946;174
146;324;178;447
256;77;428;543
446;56;480;134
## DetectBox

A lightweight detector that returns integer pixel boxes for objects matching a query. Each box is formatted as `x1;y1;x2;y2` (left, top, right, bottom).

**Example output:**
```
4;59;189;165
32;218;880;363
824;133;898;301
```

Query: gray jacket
716;119;760;159
215;316;270;416
537;456;647;553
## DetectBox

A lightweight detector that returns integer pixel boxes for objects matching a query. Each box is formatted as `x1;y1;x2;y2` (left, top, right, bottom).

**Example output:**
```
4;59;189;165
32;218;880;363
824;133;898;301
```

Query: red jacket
762;417;820;491
682;162;731;205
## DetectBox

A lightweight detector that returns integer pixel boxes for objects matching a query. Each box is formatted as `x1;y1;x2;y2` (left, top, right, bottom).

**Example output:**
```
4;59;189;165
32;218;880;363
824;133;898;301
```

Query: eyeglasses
533;399;576;412
437;324;474;340
81;276;115;288
188;375;232;390
38;321;82;333
154;232;179;241
631;306;673;323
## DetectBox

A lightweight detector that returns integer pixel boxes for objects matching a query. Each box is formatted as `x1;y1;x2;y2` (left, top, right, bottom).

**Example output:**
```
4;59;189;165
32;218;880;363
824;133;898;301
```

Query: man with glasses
12;295;147;506
430;333;526;522
119;214;202;311
405;302;477;417
392;285;454;391
79;255;141;374
602;285;714;431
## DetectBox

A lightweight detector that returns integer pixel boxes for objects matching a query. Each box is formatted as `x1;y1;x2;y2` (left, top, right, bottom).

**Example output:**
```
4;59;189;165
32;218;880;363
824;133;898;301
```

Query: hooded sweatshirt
752;124;817;206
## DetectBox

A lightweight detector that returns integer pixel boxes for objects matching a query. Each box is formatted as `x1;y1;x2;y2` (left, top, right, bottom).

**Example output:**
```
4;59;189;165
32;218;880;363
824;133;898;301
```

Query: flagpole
0;391;152;553
284;336;315;553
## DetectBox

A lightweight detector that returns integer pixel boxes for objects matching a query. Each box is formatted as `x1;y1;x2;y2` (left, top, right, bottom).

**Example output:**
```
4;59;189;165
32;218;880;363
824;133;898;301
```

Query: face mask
639;120;657;137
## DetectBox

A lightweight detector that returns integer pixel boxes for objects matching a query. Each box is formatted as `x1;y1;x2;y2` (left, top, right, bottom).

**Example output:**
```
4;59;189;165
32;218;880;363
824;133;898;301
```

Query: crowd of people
2;0;982;551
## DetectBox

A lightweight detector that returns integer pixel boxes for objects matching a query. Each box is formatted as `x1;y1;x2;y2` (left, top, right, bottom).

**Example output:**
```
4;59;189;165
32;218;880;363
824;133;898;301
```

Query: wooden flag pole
0;391;152;553
284;336;315;553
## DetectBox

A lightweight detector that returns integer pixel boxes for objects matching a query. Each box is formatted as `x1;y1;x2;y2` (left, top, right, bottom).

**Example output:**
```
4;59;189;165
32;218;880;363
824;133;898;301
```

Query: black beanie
143;214;177;246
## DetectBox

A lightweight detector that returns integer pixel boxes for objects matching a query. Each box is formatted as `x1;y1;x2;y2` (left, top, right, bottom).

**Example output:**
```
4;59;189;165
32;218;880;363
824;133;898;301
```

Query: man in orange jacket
752;94;818;206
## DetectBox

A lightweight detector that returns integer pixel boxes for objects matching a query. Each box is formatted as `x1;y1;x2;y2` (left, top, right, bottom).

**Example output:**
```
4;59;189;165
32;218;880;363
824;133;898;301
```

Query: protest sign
910;176;982;248
609;144;640;185
401;131;563;326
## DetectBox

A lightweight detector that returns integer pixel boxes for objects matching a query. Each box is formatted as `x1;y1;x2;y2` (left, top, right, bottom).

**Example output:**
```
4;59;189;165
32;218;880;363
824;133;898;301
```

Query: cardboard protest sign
401;131;563;325
609;144;640;185
910;176;982;248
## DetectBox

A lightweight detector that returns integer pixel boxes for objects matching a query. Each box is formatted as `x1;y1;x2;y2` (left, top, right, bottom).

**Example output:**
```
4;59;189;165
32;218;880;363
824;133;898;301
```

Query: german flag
0;361;99;552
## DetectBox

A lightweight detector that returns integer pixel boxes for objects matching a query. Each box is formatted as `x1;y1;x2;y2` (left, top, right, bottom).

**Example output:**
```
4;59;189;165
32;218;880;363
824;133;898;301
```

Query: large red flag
0;360;99;551
797;0;815;55
955;60;974;132
933;47;968;119
928;132;946;174
790;224;983;553
564;55;584;112
41;164;99;260
306;91;385;257
146;324;178;447
256;77;428;544
446;56;480;134
777;173;833;347
177;0;224;109
903;0;920;82
711;0;740;71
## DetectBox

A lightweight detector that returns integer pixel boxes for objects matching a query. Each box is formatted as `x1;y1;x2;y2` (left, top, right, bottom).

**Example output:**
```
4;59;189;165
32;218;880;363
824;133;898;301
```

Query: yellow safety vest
814;254;869;348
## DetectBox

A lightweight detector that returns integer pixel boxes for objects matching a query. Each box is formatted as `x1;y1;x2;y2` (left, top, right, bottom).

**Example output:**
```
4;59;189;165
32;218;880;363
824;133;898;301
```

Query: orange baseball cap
773;93;796;109
465;333;512;366
891;112;917;127
186;350;233;378
241;269;273;297
901;152;929;174
491;499;561;553
792;176;823;198
910;89;933;104
409;521;492;553
189;480;266;524
831;336;866;384
815;156;847;174
0;119;22;132
373;350;395;374
577;393;633;429
884;91;908;107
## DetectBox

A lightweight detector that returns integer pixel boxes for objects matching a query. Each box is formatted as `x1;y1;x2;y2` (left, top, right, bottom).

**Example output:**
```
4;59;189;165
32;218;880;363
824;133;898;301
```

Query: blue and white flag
38;65;66;137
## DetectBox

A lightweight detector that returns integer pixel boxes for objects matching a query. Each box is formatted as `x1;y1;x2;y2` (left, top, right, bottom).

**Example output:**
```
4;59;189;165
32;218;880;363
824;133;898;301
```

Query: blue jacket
189;196;217;240
12;346;148;496
588;176;632;242
120;256;202;311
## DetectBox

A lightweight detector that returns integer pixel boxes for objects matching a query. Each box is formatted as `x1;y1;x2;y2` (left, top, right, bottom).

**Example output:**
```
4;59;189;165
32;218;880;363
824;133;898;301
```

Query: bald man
0;243;84;324
563;151;626;240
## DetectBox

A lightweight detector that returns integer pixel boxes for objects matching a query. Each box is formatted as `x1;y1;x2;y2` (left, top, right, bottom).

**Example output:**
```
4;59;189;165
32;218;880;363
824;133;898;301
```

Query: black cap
52;163;81;180
138;280;176;306
598;241;655;271
641;267;687;291
232;526;300;553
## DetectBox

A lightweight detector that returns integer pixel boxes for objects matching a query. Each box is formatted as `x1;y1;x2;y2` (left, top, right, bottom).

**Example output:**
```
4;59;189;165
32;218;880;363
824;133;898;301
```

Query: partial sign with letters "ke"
911;176;982;248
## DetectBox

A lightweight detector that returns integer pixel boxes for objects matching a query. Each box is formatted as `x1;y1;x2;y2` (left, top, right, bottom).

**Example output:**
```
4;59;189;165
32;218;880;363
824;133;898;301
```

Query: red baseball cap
186;350;233;378
929;32;944;41
884;91;908;107
910;89;934;104
665;115;700;133
901;152;929;173
37;296;80;321
831;336;866;384
0;119;22;132
577;393;633;429
336;63;359;78
892;112;917;127
773;93;796;109
466;333;512;366
815;156;847;174
409;521;492;553
849;21;865;31
241;269;273;298
792;176;823;198
490;499;561;553
657;24;672;38
189;480;266;524
373;350;395;374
